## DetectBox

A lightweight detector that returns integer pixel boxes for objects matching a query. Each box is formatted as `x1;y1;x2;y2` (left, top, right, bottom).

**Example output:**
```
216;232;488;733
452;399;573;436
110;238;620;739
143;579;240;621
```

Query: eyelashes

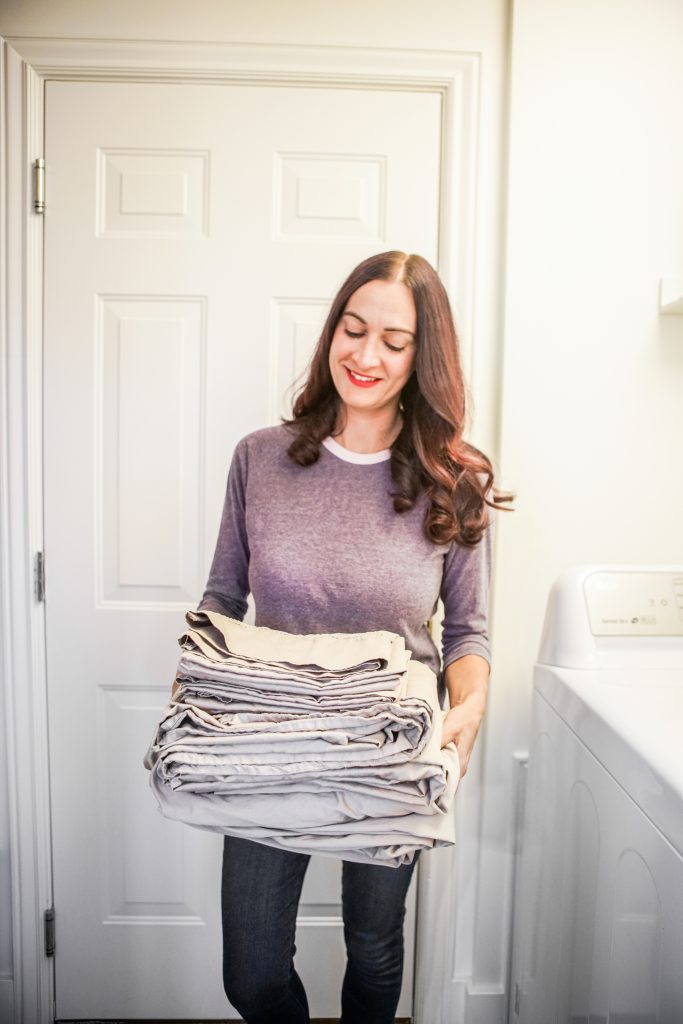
343;329;405;353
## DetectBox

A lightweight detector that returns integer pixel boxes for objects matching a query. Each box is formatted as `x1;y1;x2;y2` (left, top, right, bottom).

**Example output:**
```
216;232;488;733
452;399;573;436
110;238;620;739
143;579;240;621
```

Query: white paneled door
43;79;441;1019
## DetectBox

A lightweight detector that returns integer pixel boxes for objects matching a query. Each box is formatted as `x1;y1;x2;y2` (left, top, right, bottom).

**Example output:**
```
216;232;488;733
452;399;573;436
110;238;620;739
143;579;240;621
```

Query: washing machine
510;565;683;1024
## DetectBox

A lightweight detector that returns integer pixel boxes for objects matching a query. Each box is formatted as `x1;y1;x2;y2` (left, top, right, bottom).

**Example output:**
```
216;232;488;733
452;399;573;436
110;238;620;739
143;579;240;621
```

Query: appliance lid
535;663;683;854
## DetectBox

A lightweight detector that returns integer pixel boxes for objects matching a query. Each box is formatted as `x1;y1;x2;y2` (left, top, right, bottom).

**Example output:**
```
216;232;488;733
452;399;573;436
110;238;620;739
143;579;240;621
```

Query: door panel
44;79;440;1018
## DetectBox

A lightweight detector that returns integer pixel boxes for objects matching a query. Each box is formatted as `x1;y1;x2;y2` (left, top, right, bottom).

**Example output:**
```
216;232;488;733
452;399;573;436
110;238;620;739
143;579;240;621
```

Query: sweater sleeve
197;438;250;621
439;512;495;671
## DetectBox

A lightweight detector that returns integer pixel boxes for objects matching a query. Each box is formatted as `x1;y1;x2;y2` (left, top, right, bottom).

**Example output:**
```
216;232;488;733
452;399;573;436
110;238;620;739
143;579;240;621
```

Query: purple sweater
199;425;493;683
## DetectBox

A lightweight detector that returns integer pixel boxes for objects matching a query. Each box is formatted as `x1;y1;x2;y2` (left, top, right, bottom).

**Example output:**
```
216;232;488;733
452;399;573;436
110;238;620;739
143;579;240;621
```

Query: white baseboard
0;976;15;1023
451;980;507;1023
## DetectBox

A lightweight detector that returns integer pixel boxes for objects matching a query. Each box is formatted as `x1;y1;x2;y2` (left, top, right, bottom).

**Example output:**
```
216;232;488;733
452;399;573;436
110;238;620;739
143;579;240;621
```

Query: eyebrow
343;309;415;339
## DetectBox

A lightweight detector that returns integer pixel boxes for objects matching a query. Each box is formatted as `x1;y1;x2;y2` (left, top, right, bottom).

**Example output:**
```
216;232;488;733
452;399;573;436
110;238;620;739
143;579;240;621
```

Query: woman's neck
332;405;402;454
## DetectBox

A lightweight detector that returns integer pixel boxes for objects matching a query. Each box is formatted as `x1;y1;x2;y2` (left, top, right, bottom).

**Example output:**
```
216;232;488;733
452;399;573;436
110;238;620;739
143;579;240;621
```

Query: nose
352;333;382;371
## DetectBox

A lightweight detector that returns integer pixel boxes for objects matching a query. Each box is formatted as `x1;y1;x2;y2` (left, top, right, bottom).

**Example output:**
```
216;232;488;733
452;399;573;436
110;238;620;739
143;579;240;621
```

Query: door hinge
44;906;55;957
33;158;46;214
34;551;45;602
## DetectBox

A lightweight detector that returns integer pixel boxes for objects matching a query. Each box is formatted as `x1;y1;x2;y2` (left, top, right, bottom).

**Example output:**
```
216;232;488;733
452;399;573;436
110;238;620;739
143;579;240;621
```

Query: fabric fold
144;613;460;868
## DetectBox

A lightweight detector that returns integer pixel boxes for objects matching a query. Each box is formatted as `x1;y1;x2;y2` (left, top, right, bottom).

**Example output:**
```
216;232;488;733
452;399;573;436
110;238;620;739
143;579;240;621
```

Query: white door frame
0;35;488;1024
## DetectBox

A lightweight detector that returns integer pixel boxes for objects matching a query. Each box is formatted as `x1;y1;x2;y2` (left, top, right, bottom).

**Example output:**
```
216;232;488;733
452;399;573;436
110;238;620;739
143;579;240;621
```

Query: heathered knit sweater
198;424;493;683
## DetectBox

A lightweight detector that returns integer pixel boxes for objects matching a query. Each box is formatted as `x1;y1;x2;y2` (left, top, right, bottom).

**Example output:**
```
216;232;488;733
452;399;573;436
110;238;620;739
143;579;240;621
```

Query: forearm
439;653;490;764
443;653;490;713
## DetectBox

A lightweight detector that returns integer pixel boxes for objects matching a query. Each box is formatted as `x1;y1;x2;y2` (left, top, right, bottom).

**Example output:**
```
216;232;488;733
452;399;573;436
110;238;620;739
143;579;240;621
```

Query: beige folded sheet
144;614;460;868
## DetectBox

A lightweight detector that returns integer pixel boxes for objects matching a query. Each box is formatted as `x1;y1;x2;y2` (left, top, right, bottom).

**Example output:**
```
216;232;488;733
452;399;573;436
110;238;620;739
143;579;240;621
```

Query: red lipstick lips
344;366;380;388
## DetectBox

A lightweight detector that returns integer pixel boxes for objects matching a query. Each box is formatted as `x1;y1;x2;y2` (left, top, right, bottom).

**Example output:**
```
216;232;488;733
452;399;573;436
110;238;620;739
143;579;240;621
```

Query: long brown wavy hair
284;251;514;547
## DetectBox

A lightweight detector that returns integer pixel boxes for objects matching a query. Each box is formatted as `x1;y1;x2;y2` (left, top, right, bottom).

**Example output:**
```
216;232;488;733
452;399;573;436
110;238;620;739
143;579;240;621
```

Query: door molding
1;35;484;1024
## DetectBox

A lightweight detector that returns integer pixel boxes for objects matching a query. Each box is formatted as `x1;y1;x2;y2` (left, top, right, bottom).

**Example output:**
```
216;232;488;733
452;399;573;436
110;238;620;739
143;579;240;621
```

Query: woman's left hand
440;694;486;778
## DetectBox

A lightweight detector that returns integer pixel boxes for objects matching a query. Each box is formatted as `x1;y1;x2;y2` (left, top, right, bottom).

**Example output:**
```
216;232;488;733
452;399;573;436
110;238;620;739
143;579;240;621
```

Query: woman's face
328;278;417;419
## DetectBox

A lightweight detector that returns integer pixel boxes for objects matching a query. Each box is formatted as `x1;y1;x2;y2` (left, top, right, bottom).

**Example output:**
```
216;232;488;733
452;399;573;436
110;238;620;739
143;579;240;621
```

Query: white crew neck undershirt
322;435;392;465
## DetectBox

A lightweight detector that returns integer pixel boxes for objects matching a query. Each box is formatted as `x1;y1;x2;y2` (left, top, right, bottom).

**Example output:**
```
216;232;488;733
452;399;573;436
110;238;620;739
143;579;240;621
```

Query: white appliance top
534;564;683;853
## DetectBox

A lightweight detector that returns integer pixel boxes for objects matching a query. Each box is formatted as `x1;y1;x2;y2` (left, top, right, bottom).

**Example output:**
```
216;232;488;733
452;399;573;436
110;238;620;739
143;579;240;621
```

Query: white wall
497;0;683;752
490;0;683;998
0;0;503;48
2;0;683;1019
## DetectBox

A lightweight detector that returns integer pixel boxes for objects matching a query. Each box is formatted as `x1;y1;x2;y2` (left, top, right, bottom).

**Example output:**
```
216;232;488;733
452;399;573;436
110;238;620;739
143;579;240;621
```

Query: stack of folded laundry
143;609;461;867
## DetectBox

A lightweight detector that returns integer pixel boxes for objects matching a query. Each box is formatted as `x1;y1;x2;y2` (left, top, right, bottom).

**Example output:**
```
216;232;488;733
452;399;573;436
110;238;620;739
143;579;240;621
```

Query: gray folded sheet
144;611;460;867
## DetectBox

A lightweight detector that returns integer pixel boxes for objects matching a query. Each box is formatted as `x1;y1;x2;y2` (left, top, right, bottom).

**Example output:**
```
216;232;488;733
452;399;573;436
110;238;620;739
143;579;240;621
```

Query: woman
194;250;511;1024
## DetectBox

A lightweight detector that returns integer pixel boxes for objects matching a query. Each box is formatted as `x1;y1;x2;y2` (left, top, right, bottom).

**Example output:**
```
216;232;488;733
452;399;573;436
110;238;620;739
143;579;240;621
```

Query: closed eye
343;328;406;353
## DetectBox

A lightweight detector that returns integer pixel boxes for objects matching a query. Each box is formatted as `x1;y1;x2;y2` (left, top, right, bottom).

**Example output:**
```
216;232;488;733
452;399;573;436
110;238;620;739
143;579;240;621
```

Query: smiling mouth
344;366;381;387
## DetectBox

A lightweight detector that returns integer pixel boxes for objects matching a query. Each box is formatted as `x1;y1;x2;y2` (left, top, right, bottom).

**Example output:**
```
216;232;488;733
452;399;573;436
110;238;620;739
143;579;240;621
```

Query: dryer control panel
538;564;683;668
585;571;683;636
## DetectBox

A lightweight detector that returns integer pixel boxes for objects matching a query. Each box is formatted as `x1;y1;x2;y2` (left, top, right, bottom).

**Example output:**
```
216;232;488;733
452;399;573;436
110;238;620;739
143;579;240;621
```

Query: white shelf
659;278;683;314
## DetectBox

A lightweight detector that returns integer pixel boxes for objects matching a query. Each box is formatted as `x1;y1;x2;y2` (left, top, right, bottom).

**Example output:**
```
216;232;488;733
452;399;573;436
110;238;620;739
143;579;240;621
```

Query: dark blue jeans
221;835;419;1024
